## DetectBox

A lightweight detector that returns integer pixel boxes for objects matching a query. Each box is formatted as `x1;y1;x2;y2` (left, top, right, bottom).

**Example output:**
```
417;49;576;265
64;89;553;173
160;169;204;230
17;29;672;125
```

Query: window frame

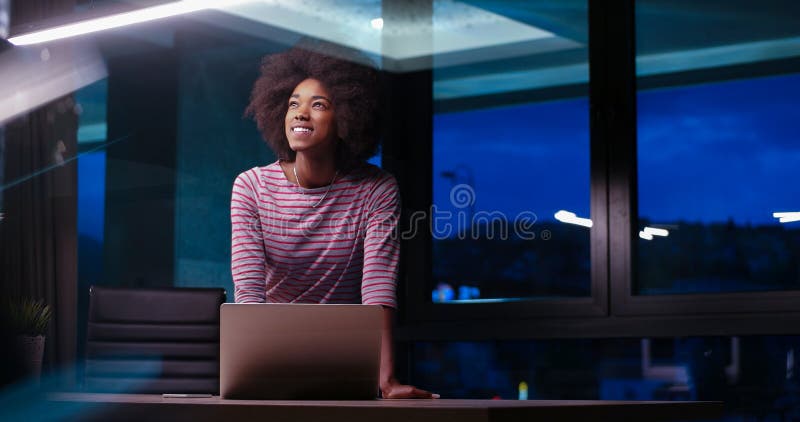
382;0;800;339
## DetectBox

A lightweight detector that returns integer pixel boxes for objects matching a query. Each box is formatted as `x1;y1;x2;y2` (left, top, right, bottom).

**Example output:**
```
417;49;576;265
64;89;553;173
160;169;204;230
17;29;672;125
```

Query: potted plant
1;298;52;384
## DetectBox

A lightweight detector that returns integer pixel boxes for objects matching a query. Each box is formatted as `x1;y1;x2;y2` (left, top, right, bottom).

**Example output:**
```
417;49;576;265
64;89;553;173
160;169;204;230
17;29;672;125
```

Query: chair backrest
85;286;226;394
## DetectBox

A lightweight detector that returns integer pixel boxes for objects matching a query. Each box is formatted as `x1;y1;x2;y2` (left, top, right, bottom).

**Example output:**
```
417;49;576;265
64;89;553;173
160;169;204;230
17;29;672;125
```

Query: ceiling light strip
8;0;244;46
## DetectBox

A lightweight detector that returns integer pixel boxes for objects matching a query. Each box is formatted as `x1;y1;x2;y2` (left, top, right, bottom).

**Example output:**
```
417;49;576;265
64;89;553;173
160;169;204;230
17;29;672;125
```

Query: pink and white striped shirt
230;160;400;308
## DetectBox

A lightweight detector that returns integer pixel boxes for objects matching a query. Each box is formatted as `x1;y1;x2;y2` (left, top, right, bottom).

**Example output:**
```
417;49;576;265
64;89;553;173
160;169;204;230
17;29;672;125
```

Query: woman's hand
380;377;440;399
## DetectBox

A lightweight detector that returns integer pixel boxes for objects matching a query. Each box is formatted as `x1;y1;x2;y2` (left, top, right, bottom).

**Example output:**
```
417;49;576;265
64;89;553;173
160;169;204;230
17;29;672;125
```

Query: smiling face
284;78;337;156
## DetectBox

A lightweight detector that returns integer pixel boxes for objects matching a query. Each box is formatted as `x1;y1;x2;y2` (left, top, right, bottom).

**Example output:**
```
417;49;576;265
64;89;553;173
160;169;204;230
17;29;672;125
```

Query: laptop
219;303;383;400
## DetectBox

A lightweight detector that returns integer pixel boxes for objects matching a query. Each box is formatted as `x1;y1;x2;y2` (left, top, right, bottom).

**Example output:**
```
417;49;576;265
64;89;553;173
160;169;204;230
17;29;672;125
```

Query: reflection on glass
432;1;590;303
636;0;800;295
2;1;595;303
412;336;800;419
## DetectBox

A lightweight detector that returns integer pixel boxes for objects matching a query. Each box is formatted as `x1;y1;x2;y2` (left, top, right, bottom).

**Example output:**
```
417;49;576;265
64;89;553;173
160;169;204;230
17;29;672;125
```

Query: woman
231;42;436;399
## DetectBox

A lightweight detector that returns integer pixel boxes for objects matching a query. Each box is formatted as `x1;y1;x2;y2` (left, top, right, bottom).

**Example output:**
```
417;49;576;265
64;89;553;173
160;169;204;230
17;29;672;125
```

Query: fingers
411;387;439;399
384;385;440;399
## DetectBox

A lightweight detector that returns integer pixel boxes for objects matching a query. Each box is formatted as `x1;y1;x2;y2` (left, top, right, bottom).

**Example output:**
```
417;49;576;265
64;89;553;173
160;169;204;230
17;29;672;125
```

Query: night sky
434;72;800;226
434;98;590;225
638;73;800;226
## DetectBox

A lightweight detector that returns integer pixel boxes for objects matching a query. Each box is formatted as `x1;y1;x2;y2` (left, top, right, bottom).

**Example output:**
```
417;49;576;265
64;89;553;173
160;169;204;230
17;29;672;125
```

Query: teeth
293;127;312;133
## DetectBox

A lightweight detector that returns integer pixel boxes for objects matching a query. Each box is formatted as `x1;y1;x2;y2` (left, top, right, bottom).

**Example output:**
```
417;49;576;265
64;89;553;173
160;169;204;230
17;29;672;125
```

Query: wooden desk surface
47;392;724;422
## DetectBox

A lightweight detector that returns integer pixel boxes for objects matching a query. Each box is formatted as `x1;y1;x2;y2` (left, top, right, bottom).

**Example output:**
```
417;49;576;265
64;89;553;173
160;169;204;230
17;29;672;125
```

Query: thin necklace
293;163;338;208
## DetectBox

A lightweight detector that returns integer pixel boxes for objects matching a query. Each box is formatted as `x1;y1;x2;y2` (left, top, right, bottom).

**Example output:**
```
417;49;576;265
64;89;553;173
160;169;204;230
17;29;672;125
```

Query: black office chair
85;286;226;394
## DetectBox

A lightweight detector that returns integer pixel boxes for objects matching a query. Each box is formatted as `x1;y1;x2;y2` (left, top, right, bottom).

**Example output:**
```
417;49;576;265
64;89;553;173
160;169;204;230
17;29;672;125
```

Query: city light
773;211;800;223
643;226;669;237
554;210;592;228
370;17;384;30
639;230;654;240
8;0;249;46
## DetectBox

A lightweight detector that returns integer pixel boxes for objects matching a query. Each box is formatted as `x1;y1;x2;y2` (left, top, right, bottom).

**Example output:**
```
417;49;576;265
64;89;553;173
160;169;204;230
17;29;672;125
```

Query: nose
293;104;310;120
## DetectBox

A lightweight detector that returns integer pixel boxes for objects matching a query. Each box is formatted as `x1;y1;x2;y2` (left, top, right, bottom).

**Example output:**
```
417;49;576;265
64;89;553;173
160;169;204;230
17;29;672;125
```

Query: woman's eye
313;102;328;110
288;101;298;108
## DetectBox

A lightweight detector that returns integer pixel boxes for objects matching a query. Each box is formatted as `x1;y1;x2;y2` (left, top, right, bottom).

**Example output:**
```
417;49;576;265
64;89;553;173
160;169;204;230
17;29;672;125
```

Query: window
433;99;590;302
635;1;800;296
637;75;800;295
76;78;108;291
430;1;593;304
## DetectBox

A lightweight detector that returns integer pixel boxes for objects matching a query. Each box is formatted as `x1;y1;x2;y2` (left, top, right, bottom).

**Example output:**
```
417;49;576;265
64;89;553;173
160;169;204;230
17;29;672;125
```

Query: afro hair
245;41;381;170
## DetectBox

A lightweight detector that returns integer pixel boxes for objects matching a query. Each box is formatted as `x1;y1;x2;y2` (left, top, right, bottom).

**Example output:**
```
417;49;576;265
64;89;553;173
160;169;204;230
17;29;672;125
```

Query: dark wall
172;30;276;295
104;47;179;287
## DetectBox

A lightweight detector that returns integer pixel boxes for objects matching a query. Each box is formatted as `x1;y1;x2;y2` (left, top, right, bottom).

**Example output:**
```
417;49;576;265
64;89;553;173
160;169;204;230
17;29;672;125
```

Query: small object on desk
518;381;528;400
162;393;213;398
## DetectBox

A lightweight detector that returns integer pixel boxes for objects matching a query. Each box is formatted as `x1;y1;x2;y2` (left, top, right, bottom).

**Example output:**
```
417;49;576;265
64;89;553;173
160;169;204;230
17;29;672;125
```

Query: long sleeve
230;170;267;303
361;173;401;308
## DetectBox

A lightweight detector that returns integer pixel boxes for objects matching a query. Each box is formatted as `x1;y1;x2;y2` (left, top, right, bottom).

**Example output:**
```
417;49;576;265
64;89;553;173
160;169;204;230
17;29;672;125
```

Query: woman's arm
379;306;438;399
362;172;437;398
231;170;267;303
361;173;403;308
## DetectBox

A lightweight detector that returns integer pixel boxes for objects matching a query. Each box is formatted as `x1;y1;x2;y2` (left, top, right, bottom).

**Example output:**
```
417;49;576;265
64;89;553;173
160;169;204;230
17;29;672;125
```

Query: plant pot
14;335;45;384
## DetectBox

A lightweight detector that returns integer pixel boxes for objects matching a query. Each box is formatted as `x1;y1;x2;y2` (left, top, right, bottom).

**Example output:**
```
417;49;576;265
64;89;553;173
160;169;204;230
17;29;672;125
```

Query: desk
46;393;723;421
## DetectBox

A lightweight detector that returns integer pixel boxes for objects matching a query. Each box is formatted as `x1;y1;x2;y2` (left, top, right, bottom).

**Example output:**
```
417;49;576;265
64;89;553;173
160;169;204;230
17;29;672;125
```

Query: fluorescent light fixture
643;227;669;237
8;0;248;46
639;231;653;240
774;212;800;223
212;0;568;72
554;210;593;228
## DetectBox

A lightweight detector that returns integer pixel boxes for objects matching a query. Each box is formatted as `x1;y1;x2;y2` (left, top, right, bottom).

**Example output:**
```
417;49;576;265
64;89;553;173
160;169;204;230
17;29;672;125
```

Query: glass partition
412;335;800;419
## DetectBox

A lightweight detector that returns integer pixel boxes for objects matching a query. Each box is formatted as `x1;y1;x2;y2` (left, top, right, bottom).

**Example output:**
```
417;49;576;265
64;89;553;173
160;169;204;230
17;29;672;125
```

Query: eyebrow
290;94;332;102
